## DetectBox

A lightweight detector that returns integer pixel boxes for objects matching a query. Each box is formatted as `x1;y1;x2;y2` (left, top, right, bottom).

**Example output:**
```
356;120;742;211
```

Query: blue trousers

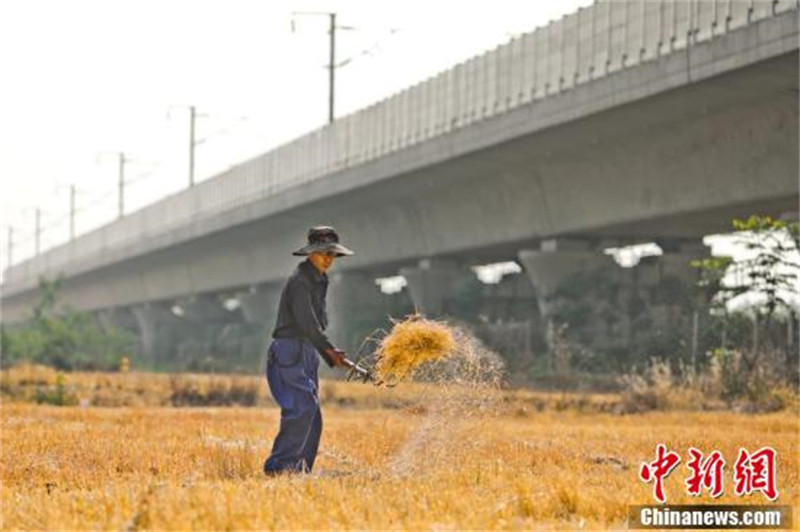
263;338;322;475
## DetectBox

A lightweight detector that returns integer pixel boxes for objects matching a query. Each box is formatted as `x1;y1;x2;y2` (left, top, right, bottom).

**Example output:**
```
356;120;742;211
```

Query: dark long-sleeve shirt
272;259;337;367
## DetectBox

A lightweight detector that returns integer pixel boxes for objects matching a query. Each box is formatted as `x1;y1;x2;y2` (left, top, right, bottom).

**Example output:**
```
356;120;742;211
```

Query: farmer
263;226;353;476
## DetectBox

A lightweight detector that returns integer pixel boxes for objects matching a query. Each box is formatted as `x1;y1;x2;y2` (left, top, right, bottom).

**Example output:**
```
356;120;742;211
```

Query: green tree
1;275;135;370
693;215;799;377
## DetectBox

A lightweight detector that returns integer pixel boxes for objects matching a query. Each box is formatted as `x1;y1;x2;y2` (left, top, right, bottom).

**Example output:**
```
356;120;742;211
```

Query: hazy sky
0;0;591;275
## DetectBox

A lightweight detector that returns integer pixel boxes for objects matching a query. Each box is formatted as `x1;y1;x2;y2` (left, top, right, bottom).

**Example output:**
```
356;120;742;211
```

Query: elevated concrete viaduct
2;3;797;363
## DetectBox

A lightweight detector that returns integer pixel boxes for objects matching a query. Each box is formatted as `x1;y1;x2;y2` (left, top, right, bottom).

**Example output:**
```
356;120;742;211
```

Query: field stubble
2;404;797;531
1;327;798;530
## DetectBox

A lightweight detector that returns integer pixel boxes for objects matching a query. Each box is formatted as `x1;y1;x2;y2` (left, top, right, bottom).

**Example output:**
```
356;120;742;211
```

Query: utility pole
189;105;196;187
328;13;336;124
7;226;13;267
99;151;143;218
69;184;76;240
34;208;41;256
168;105;205;188
118;152;126;219
292;11;349;124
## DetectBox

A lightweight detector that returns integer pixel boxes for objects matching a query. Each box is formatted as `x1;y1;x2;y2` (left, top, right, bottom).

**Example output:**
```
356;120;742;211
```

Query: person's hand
324;348;348;367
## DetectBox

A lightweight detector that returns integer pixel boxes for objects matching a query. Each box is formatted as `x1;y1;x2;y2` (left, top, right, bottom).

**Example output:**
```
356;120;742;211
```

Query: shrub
168;374;260;407
618;358;673;413
32;372;78;406
1;276;136;371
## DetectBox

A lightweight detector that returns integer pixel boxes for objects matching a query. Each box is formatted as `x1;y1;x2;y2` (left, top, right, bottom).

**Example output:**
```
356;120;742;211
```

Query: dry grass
0;365;264;408
1;402;797;531
2;346;798;530
3;316;797;530
374;315;457;383
3;364;797;414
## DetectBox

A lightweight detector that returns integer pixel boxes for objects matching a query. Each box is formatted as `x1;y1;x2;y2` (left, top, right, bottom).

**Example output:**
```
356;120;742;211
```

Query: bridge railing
4;0;797;290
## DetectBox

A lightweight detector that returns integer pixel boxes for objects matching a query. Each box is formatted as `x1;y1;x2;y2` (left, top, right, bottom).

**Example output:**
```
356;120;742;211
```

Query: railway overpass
2;1;797;362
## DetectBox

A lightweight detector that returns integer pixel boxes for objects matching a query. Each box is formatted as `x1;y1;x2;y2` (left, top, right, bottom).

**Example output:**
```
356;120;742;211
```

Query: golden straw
375;315;456;382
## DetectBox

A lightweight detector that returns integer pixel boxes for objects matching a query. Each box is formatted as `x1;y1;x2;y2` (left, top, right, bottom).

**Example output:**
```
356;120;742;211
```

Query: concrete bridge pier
517;240;617;319
477;269;539;322
170;293;246;367
176;293;239;323
399;259;479;317
518;239;626;356
327;270;390;355
626;240;711;309
130;302;183;366
654;240;710;285
236;284;282;364
518;238;712;356
237;284;281;327
94;306;138;334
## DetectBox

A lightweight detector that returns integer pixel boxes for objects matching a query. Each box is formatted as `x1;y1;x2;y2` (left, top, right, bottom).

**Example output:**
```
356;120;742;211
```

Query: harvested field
1;370;797;530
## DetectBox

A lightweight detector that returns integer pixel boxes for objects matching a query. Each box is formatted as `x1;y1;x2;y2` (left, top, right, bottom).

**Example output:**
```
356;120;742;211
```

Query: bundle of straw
375;315;456;382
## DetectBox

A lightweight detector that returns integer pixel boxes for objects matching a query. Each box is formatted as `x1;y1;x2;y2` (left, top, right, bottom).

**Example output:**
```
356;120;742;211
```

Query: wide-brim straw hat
292;226;354;257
